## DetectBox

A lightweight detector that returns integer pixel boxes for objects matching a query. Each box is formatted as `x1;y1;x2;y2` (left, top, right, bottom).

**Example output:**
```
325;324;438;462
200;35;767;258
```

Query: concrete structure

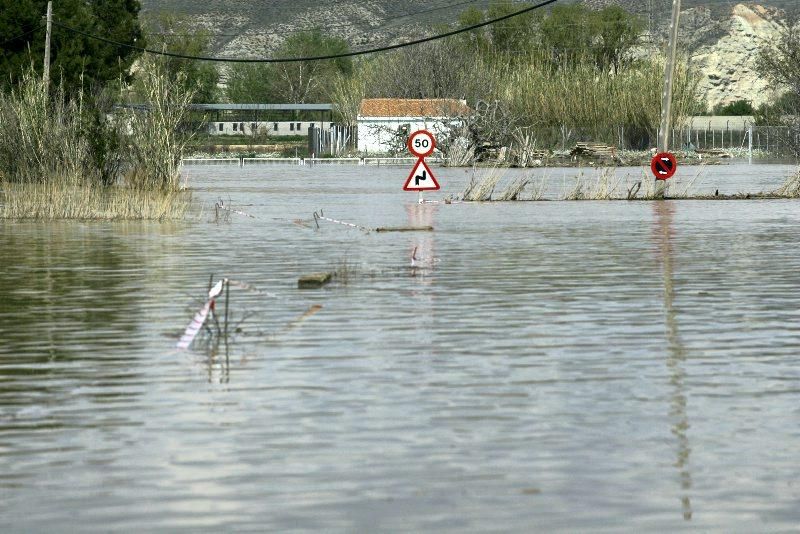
682;115;754;131
357;98;470;154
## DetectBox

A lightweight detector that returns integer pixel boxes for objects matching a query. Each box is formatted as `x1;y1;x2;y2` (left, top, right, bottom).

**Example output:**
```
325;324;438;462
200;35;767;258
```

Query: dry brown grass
496;176;530;201
774;169;800;197
0;180;191;220
460;165;506;201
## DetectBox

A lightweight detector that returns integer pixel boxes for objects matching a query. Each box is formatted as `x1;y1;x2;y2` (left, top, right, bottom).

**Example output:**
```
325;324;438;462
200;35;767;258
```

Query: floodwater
1;162;800;532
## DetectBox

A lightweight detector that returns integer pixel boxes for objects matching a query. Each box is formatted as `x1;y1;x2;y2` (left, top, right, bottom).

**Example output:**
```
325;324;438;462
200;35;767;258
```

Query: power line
52;0;560;63
0;26;43;48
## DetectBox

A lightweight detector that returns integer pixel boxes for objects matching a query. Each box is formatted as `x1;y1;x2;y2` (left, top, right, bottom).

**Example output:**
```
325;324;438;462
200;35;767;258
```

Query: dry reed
0;64;196;219
492;55;700;147
124;57;196;191
774;169;800;197
460;165;505;201
0;180;191;220
528;174;549;200
496;176;530;201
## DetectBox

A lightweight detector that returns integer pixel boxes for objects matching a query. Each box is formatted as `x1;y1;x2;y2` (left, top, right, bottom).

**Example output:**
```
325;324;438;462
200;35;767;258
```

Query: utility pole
656;0;681;195
658;0;682;153
43;1;53;92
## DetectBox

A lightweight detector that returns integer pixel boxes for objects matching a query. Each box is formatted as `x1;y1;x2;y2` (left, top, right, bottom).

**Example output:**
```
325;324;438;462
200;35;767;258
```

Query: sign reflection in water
652;201;693;521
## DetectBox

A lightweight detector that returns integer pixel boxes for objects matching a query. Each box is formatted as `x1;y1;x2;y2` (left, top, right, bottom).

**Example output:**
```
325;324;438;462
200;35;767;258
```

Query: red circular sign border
407;130;436;158
651;152;677;180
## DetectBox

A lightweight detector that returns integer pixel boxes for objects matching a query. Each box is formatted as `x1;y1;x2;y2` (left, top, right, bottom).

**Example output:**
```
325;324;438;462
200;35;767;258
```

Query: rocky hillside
690;4;783;109
140;1;792;109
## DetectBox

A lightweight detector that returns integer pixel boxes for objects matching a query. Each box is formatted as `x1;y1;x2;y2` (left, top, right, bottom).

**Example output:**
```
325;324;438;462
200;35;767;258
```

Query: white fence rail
182;156;449;166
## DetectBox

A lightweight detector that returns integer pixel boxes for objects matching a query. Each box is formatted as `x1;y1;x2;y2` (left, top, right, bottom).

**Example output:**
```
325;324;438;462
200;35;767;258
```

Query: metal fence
308;124;357;157
514;124;797;156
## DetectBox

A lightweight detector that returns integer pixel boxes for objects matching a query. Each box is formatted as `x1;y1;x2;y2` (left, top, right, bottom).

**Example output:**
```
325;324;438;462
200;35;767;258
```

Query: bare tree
756;22;800;155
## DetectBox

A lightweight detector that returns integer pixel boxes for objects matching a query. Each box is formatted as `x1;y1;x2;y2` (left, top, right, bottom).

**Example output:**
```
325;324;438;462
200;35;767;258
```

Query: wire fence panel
510;124;796;156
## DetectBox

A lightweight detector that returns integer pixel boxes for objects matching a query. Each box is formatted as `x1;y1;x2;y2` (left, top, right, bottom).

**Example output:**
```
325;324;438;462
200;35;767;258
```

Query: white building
356;98;470;155
209;120;335;137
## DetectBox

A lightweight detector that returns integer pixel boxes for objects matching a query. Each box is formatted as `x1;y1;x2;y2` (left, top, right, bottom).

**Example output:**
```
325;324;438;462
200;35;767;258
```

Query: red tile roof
359;98;470;118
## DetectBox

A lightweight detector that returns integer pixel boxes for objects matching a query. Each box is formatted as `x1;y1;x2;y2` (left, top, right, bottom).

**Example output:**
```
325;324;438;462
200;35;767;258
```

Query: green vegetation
327;2;700;154
227;30;352;103
138;12;220;103
0;0;142;92
712;99;754;116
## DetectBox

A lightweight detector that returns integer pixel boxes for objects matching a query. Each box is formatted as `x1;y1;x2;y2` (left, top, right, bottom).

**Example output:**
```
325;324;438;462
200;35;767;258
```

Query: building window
233;122;238;131
218;123;223;131
251;123;257;132
296;122;301;130
290;123;294;131
273;122;278;130
240;122;244;131
330;123;334;128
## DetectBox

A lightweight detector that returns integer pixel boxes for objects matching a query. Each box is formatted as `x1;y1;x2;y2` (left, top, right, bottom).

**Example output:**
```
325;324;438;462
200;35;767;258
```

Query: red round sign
407;130;436;158
651;152;677;180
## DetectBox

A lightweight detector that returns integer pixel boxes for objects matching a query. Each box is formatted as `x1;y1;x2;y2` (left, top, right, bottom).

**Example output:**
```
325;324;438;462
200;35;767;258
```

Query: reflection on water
2;165;800;531
652;202;692;521
0;223;147;420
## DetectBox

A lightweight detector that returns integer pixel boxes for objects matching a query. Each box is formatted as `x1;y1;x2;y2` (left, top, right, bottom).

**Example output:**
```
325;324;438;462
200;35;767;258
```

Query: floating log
374;226;434;233
298;272;332;289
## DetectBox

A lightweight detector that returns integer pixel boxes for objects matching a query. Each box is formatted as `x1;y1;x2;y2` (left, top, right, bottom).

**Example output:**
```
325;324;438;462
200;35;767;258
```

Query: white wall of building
208;121;336;137
357;117;456;154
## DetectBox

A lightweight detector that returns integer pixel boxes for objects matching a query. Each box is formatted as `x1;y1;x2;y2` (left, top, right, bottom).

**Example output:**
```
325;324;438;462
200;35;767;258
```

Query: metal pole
43;1;53;91
223;279;230;339
748;125;753;163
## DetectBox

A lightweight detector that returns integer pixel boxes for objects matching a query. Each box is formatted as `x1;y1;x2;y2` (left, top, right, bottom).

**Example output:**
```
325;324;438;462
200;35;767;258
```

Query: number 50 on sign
407;130;436;158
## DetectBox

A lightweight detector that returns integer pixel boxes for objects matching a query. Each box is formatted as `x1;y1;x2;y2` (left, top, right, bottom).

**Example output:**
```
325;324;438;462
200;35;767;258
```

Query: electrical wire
51;0;560;63
0;26;43;48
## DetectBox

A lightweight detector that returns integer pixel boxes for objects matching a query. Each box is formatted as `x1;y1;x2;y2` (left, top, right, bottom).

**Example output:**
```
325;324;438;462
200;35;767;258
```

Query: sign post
403;130;440;195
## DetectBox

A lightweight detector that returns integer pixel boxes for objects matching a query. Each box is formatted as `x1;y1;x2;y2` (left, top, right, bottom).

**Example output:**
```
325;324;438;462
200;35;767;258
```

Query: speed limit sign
407;130;436;158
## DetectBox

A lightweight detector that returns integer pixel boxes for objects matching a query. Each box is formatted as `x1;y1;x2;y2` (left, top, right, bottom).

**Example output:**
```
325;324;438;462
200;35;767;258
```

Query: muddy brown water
1;163;800;531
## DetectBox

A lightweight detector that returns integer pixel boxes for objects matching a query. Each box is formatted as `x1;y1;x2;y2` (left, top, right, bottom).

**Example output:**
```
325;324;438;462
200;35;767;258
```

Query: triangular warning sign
403;159;440;191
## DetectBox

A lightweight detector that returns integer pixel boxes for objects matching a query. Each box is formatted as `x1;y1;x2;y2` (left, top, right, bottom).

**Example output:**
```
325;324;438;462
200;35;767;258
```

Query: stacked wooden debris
570;142;619;160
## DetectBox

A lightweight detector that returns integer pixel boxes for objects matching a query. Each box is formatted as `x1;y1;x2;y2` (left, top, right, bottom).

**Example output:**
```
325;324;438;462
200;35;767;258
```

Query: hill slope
139;1;794;108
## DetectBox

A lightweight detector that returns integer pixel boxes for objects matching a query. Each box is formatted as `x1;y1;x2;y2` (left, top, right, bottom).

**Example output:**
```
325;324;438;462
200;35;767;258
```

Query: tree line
3;1;800;152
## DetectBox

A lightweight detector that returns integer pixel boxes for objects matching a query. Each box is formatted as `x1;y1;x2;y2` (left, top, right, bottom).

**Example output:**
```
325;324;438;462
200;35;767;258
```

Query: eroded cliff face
690;4;784;109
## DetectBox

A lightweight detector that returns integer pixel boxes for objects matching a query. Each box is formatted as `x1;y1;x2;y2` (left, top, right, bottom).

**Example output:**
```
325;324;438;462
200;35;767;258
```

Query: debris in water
177;278;227;350
298;272;333;289
374;226;434;232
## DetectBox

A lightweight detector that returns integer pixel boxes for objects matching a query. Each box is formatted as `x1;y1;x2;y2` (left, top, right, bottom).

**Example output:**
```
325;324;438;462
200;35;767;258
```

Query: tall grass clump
460;165;506;201
125;57;196;191
0;71;93;186
774;169;800;198
493;54;700;149
0;64;194;220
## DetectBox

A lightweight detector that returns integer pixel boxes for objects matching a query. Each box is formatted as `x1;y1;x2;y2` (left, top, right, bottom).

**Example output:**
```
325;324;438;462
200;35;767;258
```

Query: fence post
748;125;753;163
